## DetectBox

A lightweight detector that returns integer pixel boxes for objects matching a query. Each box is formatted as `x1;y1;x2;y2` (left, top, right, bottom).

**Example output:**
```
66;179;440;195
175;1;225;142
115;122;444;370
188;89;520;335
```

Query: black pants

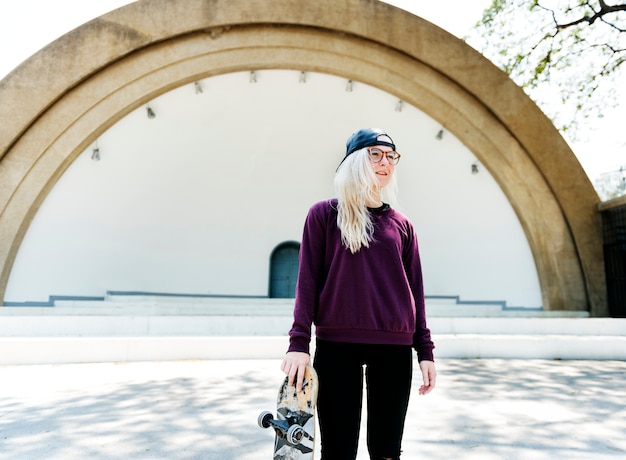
313;339;413;460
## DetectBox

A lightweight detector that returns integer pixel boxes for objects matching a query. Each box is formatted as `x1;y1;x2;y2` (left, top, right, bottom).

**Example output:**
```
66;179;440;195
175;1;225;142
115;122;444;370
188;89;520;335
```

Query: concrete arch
0;0;606;314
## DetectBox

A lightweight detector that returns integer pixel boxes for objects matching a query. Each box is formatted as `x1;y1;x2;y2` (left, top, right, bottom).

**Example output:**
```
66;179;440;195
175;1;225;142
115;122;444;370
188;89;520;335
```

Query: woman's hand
418;360;436;395
281;351;311;392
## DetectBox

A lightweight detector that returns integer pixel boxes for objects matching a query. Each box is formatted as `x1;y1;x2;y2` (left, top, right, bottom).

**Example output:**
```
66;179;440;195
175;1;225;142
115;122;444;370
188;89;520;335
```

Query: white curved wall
5;70;542;307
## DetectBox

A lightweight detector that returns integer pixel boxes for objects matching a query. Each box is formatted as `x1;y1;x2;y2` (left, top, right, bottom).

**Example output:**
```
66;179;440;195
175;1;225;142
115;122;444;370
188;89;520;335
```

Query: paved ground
0;359;625;459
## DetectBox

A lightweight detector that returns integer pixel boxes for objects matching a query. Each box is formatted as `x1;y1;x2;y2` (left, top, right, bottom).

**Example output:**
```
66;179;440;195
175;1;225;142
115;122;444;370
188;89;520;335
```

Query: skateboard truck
258;410;306;445
259;367;318;458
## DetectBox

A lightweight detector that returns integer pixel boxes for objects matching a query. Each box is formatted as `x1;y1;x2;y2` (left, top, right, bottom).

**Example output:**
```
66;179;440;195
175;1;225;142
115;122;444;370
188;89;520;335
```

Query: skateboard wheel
286;424;304;445
258;411;273;429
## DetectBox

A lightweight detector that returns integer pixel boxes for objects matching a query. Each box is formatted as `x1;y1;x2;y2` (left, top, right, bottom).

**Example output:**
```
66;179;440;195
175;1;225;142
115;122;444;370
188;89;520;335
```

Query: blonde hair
335;148;398;253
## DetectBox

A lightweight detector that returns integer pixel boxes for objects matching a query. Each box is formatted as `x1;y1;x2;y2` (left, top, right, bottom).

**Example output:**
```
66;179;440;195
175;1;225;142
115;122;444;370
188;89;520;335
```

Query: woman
281;128;436;460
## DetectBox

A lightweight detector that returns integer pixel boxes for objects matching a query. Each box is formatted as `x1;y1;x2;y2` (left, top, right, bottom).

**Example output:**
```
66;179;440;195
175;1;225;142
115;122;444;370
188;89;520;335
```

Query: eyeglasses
368;147;401;165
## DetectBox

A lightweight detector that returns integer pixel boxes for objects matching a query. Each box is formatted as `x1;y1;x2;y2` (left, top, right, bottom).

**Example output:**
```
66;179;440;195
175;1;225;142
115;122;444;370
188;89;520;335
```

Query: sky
0;0;623;185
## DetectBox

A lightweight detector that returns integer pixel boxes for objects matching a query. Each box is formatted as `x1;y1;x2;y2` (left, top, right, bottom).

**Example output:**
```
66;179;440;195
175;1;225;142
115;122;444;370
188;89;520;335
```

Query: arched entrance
0;0;606;313
269;242;300;299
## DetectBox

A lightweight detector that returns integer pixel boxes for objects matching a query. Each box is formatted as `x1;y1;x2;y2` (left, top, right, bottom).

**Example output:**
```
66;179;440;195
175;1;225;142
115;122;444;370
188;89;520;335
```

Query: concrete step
0;334;624;365
427;317;624;335
3;294;585;317
1;297;623;364
14;297;296;316
0;314;620;337
0;314;292;336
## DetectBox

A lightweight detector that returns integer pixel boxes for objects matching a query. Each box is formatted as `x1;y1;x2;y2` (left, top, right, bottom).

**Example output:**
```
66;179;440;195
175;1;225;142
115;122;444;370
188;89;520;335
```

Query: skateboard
258;365;319;459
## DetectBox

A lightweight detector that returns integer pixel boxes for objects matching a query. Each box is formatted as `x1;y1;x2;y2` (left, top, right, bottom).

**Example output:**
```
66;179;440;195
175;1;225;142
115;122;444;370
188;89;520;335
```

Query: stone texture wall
0;0;606;313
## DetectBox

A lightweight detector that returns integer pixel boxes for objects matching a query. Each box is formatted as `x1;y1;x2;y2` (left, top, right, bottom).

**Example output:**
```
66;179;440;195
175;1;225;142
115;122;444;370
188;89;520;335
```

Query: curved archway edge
0;0;606;313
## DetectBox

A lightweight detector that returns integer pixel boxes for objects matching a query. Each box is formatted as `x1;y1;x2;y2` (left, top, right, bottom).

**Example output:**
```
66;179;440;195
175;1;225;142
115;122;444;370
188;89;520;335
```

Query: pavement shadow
0;362;278;460
407;359;626;459
1;359;625;459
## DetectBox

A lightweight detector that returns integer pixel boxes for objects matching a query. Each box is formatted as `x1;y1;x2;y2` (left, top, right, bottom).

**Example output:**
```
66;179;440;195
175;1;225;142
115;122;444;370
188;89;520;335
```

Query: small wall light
299;71;307;83
472;162;480;174
91;140;100;161
395;100;403;112
91;147;100;161
249;70;257;83
194;81;203;94
436;129;444;140
146;106;156;119
345;80;353;92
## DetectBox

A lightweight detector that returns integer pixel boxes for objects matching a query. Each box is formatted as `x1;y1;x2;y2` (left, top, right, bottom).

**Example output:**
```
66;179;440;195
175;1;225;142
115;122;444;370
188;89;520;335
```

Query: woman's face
368;145;396;189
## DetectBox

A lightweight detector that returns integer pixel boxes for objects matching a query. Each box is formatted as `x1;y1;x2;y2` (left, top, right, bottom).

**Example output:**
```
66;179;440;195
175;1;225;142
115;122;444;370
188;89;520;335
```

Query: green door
270;243;300;298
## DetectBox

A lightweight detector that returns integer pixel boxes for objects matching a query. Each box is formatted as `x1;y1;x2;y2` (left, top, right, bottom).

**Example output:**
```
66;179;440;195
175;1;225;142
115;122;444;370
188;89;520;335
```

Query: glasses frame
367;147;401;165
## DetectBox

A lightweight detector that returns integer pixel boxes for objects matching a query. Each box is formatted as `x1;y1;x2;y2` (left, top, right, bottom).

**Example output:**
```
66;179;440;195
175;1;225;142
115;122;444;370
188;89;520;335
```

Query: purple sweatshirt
288;199;435;362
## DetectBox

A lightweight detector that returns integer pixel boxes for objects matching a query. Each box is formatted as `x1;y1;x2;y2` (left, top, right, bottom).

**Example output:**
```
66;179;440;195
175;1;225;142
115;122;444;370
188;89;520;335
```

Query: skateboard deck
258;365;319;460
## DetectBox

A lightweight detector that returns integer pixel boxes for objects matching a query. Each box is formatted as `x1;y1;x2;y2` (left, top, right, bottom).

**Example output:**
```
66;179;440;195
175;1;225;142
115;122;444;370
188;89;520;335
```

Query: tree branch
555;2;626;30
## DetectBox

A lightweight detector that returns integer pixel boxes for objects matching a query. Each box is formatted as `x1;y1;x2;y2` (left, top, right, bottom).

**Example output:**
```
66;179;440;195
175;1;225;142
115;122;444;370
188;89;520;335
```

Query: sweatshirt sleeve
287;202;328;354
403;221;435;362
